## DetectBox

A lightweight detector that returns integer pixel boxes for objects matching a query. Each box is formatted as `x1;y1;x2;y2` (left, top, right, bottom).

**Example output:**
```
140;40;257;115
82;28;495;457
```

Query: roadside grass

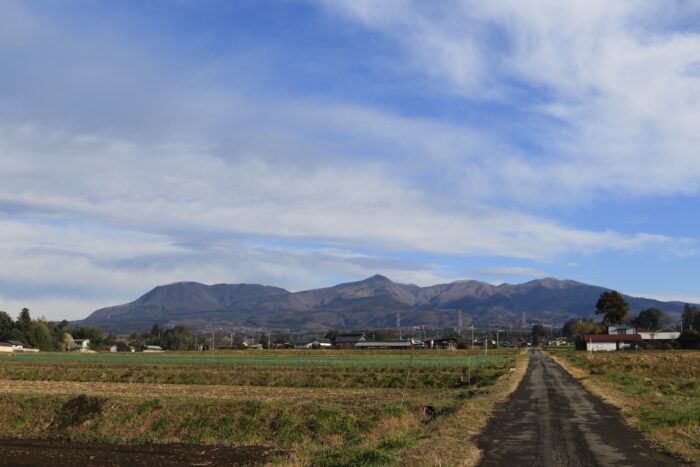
547;348;699;464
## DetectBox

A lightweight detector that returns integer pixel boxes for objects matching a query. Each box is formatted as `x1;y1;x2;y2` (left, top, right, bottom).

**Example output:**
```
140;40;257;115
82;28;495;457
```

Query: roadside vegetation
547;348;699;464
0;348;527;465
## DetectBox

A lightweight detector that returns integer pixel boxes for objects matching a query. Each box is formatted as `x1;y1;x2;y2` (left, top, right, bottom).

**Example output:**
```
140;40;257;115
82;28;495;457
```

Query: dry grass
548;350;699;464
0;378;418;405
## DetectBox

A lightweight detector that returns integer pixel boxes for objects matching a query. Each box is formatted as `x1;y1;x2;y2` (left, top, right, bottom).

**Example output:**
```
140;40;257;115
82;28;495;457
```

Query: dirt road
476;349;683;466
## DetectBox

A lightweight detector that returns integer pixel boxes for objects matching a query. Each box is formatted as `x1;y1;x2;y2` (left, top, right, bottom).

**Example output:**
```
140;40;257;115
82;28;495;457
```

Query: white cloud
318;0;700;202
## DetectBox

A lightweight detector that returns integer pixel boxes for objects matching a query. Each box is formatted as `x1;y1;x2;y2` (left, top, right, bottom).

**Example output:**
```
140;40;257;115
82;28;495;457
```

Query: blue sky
1;0;700;320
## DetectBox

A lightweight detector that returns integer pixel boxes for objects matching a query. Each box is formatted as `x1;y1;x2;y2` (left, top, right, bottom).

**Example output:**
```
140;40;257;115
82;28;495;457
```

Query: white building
585;334;641;351
72;339;90;351
638;331;680;341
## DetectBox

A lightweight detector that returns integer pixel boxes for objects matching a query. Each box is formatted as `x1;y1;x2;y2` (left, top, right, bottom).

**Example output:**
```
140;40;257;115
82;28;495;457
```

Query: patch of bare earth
0;438;282;466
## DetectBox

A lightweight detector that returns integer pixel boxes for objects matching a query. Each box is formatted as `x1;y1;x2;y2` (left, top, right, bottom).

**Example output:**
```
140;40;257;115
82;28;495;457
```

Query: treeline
0;308;70;351
128;324;208;351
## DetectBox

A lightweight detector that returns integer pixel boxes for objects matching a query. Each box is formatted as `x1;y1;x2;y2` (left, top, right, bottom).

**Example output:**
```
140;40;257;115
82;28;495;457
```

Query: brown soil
0;438;282;466
53;395;103;428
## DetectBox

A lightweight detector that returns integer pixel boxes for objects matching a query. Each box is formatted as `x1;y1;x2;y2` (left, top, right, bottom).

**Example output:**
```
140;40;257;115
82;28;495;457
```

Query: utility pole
496;330;501;349
458;309;462;335
396;312;402;340
470;325;475;348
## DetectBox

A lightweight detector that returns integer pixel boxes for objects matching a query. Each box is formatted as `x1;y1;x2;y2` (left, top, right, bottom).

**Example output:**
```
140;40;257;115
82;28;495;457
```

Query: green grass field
0;349;510;367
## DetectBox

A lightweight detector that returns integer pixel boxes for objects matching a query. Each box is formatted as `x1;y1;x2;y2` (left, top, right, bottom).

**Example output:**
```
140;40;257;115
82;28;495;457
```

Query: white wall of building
586;342;617;351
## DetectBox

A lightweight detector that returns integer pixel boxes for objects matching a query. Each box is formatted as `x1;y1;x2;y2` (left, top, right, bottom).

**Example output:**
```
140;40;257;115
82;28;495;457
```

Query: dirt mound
54;395;103;428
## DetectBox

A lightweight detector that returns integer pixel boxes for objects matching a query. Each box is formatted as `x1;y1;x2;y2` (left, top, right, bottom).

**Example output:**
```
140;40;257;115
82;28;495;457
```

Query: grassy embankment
0;349;528;466
547;348;699;464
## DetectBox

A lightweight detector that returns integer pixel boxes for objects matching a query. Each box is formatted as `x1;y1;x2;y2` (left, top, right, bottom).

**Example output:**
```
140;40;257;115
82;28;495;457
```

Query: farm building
71;339;90;351
638;331;681;341
354;338;425;350
143;345;164;352
0;340;26;352
333;333;367;349
548;337;570;346
293;341;312;349
430;338;456;350
584;334;641;351
312;338;333;349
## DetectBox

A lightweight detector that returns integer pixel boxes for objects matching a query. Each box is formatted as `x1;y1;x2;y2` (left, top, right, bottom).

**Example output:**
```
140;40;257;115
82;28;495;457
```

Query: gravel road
476;349;684;467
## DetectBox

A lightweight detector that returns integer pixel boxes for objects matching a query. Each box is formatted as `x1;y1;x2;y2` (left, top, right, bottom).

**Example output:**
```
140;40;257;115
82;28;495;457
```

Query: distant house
355;338;424;350
72;339;91;352
293;341;313;349
430;338;456;350
5;340;26;352
585;334;641;351
0;342;14;353
103;345;118;352
548;337;569;347
143;345;164;352
312;338;333;349
333;333;367;349
242;338;263;349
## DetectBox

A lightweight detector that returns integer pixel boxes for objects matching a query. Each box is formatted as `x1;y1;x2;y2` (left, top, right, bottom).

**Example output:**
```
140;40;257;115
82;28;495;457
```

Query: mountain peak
365;274;391;283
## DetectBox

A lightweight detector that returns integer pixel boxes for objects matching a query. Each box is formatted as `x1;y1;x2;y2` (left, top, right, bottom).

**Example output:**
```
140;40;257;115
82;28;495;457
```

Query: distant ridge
76;276;692;333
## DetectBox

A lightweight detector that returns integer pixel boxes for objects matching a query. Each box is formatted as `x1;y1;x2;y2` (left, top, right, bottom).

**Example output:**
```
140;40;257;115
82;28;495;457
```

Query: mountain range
76;275;691;333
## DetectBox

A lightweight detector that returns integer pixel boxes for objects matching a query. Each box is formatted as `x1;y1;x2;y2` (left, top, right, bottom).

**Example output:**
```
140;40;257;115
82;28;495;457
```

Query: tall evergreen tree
595;291;630;328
